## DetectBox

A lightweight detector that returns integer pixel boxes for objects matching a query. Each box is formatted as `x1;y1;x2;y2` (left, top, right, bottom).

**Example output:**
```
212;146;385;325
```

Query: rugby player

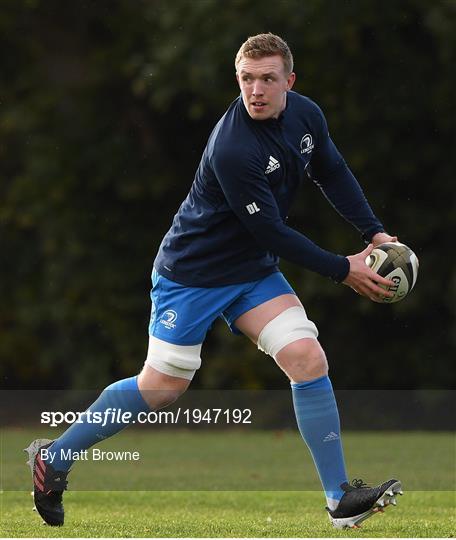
26;33;403;529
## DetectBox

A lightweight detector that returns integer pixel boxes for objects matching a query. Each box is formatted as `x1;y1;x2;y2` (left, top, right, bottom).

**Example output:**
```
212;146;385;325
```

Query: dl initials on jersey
246;202;260;215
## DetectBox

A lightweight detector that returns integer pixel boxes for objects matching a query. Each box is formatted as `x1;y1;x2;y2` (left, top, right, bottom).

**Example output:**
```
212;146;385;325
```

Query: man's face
236;55;296;120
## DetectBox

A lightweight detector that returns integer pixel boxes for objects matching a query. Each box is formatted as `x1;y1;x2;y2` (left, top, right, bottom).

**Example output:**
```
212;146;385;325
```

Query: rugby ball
366;242;419;303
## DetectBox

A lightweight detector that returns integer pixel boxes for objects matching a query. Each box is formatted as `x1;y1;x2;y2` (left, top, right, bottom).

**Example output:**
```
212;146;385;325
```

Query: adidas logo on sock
323;431;340;442
265;155;280;174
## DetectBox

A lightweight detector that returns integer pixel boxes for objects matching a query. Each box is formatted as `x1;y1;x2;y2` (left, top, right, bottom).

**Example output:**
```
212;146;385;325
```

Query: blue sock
291;375;348;509
48;376;150;471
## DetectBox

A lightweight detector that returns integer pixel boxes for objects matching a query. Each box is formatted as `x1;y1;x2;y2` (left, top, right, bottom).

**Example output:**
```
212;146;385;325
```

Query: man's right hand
343;244;395;302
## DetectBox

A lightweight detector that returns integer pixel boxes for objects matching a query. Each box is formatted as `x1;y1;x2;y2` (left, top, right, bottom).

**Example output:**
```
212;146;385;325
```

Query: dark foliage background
1;0;454;391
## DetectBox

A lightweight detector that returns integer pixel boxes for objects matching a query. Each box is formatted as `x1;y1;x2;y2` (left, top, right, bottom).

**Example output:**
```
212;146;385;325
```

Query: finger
370;272;395;288
370;282;393;299
362;243;374;257
356;285;375;300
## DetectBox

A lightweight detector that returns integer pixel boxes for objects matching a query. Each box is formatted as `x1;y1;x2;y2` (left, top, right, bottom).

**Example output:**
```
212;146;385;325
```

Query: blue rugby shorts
148;269;296;346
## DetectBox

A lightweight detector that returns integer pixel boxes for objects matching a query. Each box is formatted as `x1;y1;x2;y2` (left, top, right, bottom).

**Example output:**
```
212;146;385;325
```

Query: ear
235;72;241;87
286;72;296;91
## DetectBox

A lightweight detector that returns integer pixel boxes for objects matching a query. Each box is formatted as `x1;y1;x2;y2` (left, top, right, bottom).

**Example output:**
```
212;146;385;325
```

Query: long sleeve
309;109;385;242
212;146;350;282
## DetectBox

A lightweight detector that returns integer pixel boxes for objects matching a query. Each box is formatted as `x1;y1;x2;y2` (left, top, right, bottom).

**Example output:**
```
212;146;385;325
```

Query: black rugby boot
24;438;69;526
327;478;403;528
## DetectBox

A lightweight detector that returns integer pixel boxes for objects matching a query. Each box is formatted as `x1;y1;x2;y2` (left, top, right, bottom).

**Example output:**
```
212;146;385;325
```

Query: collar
238;92;289;127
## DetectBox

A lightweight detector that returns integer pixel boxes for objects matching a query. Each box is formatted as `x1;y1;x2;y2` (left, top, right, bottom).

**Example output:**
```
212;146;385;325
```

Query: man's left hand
371;232;398;247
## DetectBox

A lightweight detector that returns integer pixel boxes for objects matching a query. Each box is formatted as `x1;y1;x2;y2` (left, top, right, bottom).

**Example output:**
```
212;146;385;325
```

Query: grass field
2;490;455;538
1;428;454;537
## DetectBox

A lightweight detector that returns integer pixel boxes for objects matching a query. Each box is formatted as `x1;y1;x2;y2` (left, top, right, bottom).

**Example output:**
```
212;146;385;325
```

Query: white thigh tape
257;306;318;358
145;336;202;380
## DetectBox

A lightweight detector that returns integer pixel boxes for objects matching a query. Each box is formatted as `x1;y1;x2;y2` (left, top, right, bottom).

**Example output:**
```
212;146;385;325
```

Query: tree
1;0;454;390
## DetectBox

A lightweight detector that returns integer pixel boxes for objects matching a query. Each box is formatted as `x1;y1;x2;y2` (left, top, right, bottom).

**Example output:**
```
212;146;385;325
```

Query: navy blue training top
154;91;384;287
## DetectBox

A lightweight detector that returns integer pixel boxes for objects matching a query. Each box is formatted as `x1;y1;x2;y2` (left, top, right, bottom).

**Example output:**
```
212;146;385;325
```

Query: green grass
1;490;454;537
1;428;455;537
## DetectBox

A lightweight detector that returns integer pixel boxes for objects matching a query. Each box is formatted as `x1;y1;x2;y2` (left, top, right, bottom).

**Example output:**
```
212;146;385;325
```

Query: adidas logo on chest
265;155;280;174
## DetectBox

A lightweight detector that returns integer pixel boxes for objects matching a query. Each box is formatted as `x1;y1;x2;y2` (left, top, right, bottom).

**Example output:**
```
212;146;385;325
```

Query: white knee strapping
257;306;318;358
145;336;202;380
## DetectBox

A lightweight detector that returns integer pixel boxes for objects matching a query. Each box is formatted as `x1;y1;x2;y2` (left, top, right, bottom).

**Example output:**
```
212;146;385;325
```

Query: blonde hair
235;33;294;75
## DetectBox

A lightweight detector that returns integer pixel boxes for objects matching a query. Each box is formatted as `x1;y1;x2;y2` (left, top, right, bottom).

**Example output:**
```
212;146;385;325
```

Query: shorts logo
160;309;177;329
300;134;315;154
